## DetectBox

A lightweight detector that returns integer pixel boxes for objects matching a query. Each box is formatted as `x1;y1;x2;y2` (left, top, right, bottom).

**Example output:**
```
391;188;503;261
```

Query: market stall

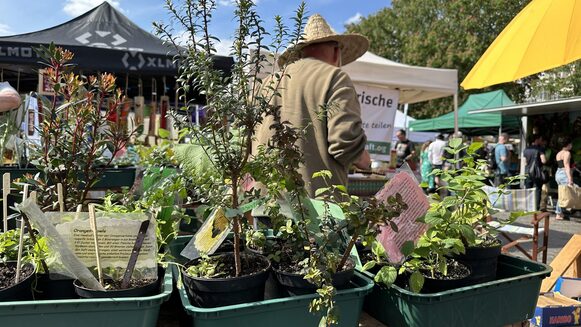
409;90;521;135
0;2;233;96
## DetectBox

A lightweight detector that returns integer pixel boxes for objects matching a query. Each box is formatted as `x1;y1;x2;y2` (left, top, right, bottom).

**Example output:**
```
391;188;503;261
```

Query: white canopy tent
255;51;458;105
342;52;458;105
253;50;459;139
392;110;438;144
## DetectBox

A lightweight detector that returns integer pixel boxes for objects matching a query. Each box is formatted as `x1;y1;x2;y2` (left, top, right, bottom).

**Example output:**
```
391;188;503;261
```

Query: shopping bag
558;184;581;209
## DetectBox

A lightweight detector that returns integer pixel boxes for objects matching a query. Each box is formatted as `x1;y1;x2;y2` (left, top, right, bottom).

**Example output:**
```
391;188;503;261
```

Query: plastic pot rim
360;254;552;298
178;270;374;314
182;252;271;283
0;265;173;305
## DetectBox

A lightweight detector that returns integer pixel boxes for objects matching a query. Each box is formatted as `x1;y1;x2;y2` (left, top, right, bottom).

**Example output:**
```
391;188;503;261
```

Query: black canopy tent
0;2;233;99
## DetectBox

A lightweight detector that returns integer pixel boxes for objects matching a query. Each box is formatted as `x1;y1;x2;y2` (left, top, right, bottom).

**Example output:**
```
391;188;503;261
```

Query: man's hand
354;150;371;170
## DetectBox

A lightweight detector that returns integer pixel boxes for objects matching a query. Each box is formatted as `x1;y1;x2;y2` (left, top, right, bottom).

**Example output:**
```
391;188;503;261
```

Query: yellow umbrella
461;0;581;90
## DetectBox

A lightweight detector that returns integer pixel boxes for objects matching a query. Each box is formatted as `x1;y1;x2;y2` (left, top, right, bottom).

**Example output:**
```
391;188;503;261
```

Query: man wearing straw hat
255;14;370;197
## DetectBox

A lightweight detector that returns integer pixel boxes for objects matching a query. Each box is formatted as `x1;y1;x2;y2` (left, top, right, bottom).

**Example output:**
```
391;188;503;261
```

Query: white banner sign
355;83;399;161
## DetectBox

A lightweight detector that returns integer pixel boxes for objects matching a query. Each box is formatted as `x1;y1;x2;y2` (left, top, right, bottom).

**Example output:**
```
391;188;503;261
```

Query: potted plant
0;228;39;301
22;43;138;212
154;0;311;309
412;138;526;287
359;139;552;327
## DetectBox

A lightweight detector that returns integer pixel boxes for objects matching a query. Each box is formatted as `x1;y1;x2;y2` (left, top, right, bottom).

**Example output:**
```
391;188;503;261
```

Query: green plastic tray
362;254;552;327
0;166;137;189
0;268;173;327
177;270;373;327
92;167;137;189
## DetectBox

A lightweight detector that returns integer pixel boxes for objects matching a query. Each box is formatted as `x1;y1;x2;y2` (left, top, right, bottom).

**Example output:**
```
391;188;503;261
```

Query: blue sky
0;0;390;54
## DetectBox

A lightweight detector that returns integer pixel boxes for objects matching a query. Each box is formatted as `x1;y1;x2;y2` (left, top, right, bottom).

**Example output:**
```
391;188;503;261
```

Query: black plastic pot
34;273;77;300
455;242;502;285
73;267;163;298
420;261;471;293
0;262;35;301
182;252;271;308
274;265;355;296
245;246;285;300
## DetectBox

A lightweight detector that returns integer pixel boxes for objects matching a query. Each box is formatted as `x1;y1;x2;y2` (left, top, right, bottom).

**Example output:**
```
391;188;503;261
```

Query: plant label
375;172;429;263
181;207;232;260
51;212;158;279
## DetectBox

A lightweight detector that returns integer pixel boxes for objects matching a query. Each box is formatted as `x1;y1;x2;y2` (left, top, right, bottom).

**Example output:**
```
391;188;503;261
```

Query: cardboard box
555;277;581;299
531;293;581;327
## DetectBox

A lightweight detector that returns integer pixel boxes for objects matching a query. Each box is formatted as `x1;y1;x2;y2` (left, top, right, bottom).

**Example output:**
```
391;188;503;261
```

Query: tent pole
403;103;409;133
519;115;528;188
125;74;129;96
16;69;21;93
453;92;459;134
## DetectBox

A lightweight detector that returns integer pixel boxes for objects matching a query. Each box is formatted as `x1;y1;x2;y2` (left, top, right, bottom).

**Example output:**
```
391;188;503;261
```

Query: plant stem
338;233;358;271
231;175;242;277
22;214;49;273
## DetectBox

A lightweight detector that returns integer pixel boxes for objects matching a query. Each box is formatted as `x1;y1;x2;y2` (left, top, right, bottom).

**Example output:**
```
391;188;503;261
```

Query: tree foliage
347;0;542;119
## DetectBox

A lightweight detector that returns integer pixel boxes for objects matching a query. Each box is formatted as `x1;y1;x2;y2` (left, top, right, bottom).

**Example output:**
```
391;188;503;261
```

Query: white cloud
63;0;123;17
345;12;363;25
0;23;12;36
214;39;234;56
173;30;233;56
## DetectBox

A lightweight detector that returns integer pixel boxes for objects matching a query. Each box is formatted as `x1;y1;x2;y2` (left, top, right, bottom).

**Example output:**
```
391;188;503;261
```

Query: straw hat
277;14;369;67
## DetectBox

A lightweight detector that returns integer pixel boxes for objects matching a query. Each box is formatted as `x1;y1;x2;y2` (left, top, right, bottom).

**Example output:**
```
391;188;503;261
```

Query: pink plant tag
375;172;429;263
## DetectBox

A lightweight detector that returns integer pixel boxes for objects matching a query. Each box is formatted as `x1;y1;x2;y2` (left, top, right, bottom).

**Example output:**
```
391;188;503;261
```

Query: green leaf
449;138;462;149
458;224;476;245
400;240;415;257
410;271;424;293
224;207;240;218
389;221;399;232
375;265;397;286
314;187;330;197
467;142;483;155
334;184;348;193
424;212;444;226
158;128;170;139
362;261;376;272
372;241;386;258
312;170;332;179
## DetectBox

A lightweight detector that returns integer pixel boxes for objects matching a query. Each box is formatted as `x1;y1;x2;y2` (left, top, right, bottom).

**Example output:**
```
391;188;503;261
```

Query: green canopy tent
408;90;520;135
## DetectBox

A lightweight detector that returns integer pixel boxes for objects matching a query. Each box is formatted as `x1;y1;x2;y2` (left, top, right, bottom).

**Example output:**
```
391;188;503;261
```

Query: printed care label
50;212;157;270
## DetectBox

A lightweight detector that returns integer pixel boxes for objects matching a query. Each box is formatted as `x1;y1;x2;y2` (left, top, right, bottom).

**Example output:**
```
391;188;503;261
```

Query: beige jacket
254;58;367;196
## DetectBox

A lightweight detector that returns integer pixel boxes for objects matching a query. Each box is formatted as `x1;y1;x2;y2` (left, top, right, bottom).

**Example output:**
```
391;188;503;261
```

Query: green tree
528;62;581;101
347;0;531;119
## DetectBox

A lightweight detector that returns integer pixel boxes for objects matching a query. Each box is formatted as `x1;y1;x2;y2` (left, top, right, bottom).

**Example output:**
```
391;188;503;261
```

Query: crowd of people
396;130;580;220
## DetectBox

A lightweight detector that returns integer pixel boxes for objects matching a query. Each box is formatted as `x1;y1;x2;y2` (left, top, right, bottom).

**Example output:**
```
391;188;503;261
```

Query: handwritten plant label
375;172;429;263
180;207;231;260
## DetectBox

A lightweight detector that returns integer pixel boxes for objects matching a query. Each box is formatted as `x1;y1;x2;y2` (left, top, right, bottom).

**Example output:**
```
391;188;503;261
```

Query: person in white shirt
428;134;447;188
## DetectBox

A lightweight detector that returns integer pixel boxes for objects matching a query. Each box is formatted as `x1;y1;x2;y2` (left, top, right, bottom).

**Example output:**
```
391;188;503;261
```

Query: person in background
494;133;511;186
420;140;435;193
524;134;547;211
254;14;370;197
428;134;446;188
394;129;416;169
555;136;574;220
475;140;489;161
